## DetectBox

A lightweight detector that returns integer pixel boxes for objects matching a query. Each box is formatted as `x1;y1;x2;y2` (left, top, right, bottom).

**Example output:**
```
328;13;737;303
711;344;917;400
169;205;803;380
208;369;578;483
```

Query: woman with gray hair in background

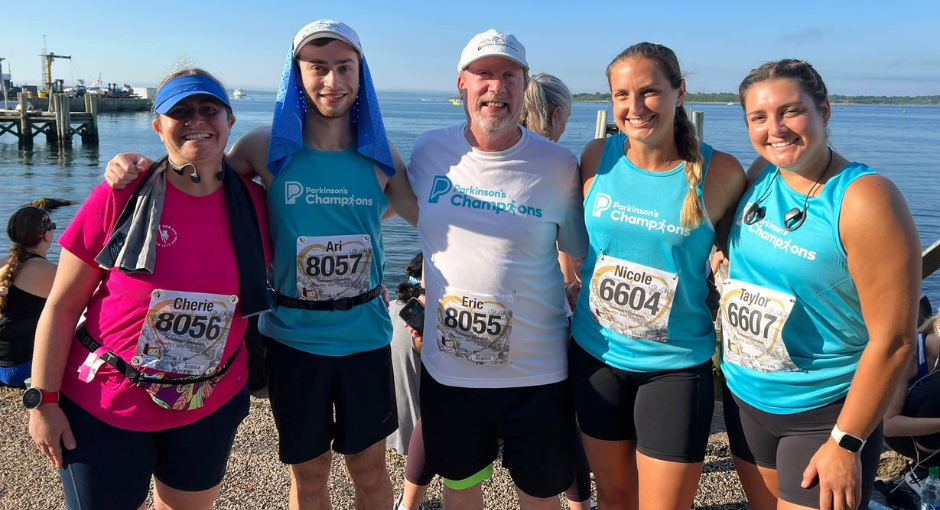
520;72;596;510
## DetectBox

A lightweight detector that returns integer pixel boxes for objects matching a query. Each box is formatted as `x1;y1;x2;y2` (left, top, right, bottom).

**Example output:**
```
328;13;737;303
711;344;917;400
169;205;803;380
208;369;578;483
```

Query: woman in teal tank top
567;43;746;510
721;60;921;510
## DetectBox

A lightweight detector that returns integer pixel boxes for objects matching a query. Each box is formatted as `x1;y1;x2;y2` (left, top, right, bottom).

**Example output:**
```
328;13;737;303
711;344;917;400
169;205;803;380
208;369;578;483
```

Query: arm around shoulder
579;138;606;197
384;143;419;227
228;126;273;181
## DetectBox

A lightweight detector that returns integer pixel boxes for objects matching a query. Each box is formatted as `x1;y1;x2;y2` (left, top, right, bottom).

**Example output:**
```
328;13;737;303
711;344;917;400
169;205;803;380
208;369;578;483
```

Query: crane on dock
39;36;71;97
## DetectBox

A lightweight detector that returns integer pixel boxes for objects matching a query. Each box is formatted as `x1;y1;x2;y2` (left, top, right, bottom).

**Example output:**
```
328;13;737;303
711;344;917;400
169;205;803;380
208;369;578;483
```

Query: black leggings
885;377;940;467
404;417;594;502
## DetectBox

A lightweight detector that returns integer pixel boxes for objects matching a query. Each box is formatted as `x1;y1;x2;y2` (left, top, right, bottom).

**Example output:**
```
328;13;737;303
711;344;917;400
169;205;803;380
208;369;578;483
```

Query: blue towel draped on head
267;42;395;177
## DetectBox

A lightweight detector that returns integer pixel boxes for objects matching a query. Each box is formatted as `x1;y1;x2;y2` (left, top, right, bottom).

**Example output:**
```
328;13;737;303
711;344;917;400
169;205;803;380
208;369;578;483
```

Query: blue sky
3;0;938;96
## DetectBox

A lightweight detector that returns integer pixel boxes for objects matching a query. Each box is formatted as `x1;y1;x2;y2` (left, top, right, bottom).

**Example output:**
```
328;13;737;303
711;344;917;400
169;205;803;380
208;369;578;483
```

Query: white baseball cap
457;29;528;73
293;20;362;57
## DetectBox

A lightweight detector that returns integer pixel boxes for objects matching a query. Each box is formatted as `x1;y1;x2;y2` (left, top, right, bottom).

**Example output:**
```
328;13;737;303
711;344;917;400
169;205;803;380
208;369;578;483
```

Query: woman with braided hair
0;207;57;387
567;42;746;509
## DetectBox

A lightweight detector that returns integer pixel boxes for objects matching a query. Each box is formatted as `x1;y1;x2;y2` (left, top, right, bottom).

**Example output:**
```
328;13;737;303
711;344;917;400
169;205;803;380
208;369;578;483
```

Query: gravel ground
0;385;905;509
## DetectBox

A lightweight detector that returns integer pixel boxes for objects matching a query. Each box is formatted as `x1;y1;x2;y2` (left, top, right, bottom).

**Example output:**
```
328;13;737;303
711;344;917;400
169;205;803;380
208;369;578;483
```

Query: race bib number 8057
296;234;372;301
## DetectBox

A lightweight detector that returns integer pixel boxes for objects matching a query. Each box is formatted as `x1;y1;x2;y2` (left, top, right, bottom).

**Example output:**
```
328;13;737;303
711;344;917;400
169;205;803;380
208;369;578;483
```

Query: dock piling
595;110;608;139
692;110;704;143
18;94;32;148
82;94;99;145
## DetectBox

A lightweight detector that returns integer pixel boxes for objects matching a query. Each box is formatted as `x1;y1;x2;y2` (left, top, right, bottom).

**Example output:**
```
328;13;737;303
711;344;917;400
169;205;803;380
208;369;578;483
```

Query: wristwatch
23;388;59;410
831;424;865;453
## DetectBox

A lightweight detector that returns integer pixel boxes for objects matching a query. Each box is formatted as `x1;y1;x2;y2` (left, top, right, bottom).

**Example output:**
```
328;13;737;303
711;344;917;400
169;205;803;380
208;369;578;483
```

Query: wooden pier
0;93;98;147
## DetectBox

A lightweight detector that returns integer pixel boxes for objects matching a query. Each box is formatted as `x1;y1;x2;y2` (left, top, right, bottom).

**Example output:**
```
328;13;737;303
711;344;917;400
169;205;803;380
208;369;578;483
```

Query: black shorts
569;339;714;463
419;367;575;498
59;385;249;510
266;340;398;464
723;386;883;508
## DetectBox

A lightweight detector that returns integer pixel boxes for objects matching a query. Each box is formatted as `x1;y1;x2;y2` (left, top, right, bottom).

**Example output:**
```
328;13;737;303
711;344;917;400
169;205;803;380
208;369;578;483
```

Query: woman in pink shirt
26;69;271;510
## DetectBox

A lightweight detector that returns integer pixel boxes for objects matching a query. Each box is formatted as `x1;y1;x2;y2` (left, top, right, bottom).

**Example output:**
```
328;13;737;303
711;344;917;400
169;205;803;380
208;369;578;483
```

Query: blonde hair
607;43;705;229
921;314;939;336
520;73;571;140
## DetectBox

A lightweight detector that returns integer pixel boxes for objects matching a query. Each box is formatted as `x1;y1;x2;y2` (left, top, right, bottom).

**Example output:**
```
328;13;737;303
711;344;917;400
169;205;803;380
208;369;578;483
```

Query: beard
468;95;517;133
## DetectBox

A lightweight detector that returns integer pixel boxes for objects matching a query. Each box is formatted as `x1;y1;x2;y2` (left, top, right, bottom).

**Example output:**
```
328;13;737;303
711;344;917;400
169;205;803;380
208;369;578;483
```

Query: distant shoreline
573;92;940;106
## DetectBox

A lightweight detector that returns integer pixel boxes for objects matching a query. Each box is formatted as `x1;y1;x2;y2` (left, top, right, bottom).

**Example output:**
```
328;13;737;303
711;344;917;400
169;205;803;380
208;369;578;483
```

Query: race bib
588;255;678;342
133;290;238;376
720;279;798;372
437;289;513;365
296;234;373;300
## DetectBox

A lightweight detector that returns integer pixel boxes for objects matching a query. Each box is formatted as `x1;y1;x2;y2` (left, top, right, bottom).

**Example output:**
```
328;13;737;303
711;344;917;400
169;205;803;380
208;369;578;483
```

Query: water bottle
921;466;940;510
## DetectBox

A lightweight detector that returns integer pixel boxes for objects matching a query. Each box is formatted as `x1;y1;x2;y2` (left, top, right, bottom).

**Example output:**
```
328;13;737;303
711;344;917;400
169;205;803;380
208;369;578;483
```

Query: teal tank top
721;161;875;414
571;134;717;372
259;145;392;356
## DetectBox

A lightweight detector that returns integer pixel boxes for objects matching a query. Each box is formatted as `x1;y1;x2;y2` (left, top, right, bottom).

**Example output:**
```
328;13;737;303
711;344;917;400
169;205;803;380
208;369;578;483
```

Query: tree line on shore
573;92;940;105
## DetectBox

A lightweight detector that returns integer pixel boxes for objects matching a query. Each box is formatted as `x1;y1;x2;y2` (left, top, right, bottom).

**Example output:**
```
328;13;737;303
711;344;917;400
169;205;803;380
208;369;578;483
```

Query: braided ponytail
674;107;705;228
1;207;51;315
607;42;705;228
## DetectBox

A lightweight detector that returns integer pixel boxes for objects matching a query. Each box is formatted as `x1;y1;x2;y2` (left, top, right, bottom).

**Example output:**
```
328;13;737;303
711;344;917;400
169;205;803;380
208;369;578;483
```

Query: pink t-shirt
58;176;271;432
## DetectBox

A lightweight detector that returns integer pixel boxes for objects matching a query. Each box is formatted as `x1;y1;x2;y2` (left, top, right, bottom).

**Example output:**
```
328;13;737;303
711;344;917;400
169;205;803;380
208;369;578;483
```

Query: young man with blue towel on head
105;20;417;510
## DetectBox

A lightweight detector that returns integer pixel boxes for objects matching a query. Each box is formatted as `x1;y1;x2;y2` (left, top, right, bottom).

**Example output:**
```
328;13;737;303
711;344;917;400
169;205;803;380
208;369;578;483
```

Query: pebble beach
0;384;909;509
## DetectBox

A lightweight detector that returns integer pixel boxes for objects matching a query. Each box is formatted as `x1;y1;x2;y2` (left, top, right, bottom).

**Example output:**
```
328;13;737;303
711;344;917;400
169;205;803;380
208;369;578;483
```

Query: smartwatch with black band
831;424;865;453
23;388;60;410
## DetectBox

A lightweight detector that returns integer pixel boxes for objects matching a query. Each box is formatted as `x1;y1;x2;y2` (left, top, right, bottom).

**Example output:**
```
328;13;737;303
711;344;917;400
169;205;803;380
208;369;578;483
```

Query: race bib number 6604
588;255;678;342
437;289;513;366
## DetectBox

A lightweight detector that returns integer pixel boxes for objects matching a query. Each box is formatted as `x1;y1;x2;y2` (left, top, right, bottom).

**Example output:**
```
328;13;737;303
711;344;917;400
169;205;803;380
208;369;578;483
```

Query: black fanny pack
76;322;240;386
273;285;383;312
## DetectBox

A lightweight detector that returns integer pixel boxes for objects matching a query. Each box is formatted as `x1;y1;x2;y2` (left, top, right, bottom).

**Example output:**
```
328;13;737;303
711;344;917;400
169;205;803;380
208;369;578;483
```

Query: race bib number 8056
135;290;238;376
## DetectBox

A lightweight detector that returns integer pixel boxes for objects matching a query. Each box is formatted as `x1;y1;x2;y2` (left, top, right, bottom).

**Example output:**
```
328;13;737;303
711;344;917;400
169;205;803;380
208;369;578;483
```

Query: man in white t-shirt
407;29;588;510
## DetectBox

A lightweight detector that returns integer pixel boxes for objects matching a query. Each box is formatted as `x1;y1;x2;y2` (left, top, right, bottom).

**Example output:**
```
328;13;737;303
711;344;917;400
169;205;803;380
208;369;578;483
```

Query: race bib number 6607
720;279;798;373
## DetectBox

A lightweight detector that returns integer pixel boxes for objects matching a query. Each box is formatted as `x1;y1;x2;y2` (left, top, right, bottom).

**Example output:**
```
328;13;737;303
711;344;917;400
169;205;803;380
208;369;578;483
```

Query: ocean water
1;92;937;304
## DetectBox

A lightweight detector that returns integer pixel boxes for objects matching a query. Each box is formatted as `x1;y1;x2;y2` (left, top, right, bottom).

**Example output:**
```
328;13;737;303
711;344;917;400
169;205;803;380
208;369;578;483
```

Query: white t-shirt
408;124;588;388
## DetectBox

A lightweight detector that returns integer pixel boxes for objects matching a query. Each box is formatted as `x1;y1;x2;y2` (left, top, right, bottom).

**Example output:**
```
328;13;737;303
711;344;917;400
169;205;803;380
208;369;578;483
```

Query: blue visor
154;75;231;114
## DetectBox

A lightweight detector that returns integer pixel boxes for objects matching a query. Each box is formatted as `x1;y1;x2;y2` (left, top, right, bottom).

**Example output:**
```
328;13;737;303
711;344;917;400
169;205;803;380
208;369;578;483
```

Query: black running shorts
723;385;883;508
265;340;398;464
569;339;714;463
419;366;576;498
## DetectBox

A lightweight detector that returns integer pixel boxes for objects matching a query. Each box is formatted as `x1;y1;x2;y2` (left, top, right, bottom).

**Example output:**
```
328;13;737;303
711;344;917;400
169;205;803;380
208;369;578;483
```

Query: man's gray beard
470;110;512;132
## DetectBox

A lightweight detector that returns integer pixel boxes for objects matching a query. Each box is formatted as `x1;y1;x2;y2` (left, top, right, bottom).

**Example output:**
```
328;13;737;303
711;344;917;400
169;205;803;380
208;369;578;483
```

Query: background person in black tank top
0;207;57;387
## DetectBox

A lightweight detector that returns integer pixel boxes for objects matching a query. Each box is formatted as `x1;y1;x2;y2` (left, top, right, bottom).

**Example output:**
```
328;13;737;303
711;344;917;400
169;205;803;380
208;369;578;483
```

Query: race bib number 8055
437;289;513;366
